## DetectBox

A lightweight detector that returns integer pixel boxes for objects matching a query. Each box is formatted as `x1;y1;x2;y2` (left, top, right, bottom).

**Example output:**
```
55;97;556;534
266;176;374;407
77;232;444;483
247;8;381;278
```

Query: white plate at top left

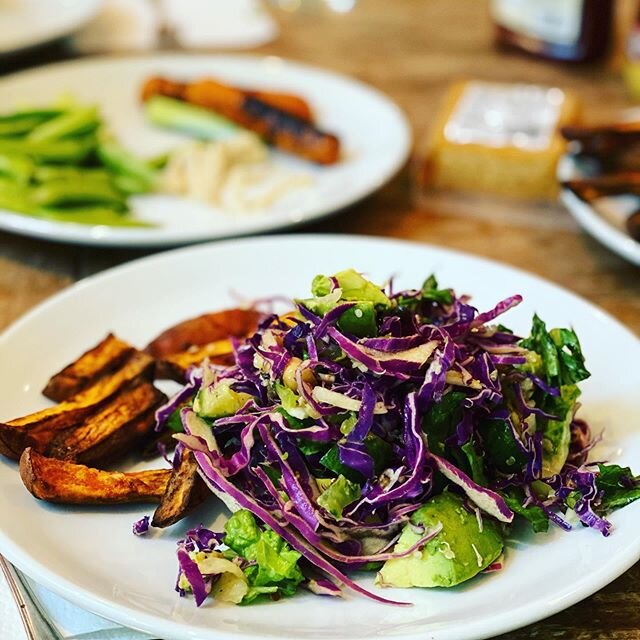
0;55;411;247
0;0;102;55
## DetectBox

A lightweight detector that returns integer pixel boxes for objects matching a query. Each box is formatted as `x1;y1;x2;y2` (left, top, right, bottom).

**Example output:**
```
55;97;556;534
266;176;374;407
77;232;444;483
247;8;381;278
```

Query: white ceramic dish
0;234;638;640
0;0;101;55
0;55;411;247
557;154;640;266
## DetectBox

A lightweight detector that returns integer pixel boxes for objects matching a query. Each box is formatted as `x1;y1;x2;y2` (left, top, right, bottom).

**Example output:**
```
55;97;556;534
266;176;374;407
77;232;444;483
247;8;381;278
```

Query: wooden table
0;1;638;638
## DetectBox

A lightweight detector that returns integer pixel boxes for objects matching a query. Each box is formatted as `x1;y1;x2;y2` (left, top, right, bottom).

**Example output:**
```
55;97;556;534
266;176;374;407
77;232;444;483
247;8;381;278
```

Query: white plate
0;55;411;247
0;0;102;55
558;155;640;266
0;234;638;640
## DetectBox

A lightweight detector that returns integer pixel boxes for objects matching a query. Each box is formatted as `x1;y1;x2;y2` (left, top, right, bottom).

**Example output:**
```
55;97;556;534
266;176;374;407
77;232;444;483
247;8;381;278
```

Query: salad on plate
3;268;638;608
142;269;640;606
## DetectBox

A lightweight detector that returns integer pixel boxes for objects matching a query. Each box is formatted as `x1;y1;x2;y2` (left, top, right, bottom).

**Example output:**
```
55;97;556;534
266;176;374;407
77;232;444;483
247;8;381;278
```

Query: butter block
421;81;582;201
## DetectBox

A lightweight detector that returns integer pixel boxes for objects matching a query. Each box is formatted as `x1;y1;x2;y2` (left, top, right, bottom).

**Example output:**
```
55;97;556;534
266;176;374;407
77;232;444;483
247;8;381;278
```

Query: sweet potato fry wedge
145;308;261;358
155;339;235;381
0;352;154;460
42;333;136;402
152;449;209;527
20;448;170;505
47;380;167;467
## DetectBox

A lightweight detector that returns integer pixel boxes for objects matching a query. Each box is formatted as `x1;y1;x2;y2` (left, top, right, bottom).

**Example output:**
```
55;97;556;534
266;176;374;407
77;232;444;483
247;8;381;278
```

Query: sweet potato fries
20;448;171;505
2;307;262;525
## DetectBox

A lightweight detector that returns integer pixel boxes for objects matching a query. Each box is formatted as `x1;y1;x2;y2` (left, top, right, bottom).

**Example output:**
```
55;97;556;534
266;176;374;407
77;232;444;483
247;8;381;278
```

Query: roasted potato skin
145;308;262;358
42;333;136;402
19;448;170;505
6;314;264;510
155;339;235;381
47;380;166;467
152;448;210;528
0;352;154;460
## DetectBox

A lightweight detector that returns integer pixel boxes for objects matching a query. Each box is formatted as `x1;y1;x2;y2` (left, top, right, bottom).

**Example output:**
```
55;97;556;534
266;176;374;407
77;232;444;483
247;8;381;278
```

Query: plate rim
0;233;638;640
557;154;640;266
0;0;102;56
0;53;412;247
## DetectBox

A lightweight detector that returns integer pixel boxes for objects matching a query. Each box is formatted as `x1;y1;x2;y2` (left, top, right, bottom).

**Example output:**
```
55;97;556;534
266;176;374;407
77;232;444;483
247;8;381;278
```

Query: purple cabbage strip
326;326;436;377
257;420;321;531
296;303;321;326
315;302;356;339
132;515;150;536
305;578;343;597
274;438;322;505
565;468;612;536
524;431;543;482
306;333;319;361
379;315;403;336
154;369;201;432
211;416;260;477
284;321;310;352
338;441;375;478
527;373;560;397
295;368;337;417
523;484;572;532
417;336;454;411
193;450;410;606
254;343;291;380
471;295;523;328
346;383;376;443
450;411;474;446
176;547;210;606
513;383;559;421
184;526;225;551
361;335;425;352
430;454;514;523
491;354;528;366
352;393;428;511
271;411;333;441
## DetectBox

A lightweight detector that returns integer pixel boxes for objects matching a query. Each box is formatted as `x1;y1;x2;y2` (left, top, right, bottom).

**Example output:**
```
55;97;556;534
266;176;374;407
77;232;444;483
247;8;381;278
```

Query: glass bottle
491;0;614;63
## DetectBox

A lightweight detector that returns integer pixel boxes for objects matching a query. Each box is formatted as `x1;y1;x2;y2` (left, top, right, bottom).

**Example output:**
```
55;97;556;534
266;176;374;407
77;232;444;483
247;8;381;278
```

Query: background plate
0;0;101;55
558;154;640;266
0;235;638;640
0;55;411;247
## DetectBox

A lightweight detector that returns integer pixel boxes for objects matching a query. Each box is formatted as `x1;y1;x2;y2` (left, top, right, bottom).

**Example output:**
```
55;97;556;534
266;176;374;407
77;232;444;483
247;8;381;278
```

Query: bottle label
491;0;584;46
444;82;565;151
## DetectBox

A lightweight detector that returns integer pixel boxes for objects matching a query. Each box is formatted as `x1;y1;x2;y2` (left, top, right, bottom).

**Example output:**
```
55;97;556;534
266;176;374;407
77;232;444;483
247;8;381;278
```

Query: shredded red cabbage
132;515;150;536
160;272;634;607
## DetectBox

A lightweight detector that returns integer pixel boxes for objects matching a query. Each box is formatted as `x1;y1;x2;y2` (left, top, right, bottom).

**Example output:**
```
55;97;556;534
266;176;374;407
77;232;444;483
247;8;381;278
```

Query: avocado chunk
376;492;503;588
540;384;580;477
297;269;388;337
311;269;390;307
194;380;253;419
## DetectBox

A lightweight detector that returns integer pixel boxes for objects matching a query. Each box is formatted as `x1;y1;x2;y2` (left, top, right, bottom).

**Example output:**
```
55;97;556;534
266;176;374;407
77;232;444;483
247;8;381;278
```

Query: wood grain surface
0;1;638;638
